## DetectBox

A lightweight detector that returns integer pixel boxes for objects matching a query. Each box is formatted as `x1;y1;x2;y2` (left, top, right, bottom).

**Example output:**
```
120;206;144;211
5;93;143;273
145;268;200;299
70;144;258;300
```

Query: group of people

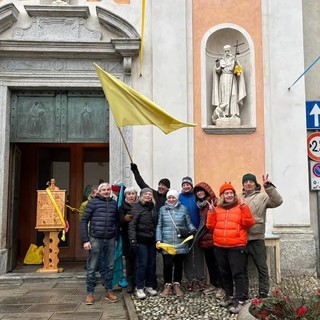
80;164;283;315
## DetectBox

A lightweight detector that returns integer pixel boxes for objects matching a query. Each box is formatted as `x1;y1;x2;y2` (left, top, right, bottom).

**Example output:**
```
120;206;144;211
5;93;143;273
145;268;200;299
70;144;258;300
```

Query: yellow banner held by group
94;64;196;134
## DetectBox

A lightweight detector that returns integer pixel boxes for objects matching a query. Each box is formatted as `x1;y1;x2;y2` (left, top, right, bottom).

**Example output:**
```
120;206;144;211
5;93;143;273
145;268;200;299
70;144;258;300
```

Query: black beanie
158;178;170;189
242;173;257;185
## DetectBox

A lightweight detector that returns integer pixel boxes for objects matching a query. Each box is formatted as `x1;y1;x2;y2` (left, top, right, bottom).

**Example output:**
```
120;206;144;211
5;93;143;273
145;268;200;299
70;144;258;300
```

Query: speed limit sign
307;132;320;161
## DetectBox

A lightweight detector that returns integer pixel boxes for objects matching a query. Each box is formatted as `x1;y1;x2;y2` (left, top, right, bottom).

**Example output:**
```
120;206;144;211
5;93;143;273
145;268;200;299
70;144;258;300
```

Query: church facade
0;0;318;276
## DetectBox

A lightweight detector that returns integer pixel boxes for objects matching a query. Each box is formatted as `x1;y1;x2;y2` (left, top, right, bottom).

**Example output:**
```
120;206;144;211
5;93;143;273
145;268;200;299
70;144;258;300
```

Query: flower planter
237;303;270;320
237;303;258;320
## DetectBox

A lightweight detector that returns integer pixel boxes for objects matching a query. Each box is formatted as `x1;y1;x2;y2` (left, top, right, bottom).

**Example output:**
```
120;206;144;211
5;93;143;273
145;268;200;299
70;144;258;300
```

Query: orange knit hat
219;182;236;196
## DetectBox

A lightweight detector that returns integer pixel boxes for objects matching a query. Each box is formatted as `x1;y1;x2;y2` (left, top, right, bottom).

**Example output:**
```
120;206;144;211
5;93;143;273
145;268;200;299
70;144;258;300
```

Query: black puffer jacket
80;194;119;243
128;201;158;245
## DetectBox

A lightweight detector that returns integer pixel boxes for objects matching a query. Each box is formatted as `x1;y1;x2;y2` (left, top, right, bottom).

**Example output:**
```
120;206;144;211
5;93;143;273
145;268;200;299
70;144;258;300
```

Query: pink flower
251;298;263;306
316;288;320;296
296;306;307;316
273;289;281;295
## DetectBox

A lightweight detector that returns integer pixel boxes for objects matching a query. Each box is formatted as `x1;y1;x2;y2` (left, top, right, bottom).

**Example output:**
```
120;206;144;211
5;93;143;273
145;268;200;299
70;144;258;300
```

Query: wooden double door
14;143;109;265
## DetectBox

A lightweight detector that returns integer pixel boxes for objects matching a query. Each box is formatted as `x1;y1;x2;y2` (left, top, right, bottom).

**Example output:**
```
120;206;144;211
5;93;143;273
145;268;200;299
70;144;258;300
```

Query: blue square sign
306;101;320;129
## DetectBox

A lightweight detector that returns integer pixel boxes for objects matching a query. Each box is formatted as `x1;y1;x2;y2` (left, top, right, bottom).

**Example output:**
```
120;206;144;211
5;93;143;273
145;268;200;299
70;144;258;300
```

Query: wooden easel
35;189;66;273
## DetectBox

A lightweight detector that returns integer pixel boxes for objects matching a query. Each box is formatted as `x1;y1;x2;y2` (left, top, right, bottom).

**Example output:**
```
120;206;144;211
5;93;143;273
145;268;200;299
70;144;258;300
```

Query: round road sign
307;132;320;161
312;162;320;177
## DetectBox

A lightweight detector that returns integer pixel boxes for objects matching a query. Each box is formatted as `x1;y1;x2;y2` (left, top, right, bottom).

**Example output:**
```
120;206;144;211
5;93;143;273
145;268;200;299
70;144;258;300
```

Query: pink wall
193;0;265;194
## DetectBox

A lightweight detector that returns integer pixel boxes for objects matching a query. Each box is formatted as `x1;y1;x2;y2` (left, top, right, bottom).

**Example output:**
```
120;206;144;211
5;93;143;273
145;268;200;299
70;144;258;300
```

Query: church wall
193;0;317;274
130;0;194;191
192;0;264;194
0;0;318;274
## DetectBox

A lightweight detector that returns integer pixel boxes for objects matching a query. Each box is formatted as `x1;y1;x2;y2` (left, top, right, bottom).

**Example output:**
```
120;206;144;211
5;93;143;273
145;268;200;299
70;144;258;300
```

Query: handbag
167;210;190;239
178;227;190;238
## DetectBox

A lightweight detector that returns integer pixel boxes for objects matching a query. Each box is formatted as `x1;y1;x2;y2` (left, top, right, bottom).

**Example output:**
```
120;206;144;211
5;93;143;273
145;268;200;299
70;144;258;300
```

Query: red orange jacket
206;201;255;248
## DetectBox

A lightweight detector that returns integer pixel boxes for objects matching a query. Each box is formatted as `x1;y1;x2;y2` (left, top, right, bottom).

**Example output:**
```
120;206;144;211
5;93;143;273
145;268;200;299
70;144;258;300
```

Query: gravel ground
131;288;237;320
130;276;320;320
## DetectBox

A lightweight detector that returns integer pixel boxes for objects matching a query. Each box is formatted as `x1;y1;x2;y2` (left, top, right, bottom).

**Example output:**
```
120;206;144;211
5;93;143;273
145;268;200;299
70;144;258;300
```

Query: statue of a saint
212;44;246;125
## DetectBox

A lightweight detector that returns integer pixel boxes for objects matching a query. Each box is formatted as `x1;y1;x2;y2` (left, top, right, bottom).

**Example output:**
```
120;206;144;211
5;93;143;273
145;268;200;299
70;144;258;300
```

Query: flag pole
117;126;133;163
288;54;320;90
139;0;146;77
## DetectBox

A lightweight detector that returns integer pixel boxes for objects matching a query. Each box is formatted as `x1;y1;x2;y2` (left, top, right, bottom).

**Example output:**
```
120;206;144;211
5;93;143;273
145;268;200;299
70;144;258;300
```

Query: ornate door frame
0;3;140;273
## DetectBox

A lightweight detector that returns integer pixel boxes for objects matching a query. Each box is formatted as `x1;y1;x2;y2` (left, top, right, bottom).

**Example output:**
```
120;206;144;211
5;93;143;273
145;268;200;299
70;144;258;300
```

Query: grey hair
98;182;110;192
124;186;138;195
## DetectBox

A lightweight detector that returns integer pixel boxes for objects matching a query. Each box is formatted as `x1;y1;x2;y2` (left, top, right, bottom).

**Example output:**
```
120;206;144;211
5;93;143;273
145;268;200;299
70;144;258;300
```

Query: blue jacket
156;201;196;255
80;194;119;243
179;192;200;228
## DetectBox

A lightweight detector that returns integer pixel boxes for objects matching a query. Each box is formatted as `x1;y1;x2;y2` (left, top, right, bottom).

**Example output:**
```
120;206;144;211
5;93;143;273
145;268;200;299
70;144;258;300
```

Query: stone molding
0;3;19;34
24;5;90;18
203;126;256;135
96;6;140;39
13;17;102;42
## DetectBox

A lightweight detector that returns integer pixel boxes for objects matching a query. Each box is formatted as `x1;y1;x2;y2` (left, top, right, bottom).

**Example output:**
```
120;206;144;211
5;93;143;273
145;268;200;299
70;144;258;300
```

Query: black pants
245;240;269;297
203;246;223;287
162;254;185;284
214;246;248;302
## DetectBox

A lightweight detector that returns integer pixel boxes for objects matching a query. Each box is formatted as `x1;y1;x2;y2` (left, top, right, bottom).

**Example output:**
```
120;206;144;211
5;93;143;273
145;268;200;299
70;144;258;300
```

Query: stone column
0;85;10;275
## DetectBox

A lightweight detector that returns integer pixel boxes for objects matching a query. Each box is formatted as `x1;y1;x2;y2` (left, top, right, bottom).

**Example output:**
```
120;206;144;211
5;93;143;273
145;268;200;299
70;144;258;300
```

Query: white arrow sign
310;103;320;127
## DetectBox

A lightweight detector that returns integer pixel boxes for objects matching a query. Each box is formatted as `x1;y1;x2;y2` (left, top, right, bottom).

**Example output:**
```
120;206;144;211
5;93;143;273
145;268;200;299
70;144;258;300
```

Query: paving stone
0;305;31;313
50;312;102;320
45;294;85;303
0;296;48;304
0;265;133;320
27;303;79;313
24;288;77;296
0;312;53;319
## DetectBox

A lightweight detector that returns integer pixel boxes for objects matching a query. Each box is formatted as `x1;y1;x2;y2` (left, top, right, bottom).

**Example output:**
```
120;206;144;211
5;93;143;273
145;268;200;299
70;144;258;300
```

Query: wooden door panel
17;143;108;262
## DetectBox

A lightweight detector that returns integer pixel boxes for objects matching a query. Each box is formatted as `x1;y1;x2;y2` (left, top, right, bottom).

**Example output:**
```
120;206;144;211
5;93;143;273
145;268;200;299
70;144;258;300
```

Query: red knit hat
111;185;121;193
219;182;236;196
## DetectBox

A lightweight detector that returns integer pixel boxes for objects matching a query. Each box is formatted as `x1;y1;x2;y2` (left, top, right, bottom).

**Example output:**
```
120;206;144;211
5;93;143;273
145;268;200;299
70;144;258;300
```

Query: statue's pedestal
216;116;241;128
36;190;66;273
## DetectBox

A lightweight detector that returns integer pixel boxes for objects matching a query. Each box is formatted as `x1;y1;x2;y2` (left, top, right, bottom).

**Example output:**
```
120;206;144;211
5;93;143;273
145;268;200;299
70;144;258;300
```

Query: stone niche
202;26;256;135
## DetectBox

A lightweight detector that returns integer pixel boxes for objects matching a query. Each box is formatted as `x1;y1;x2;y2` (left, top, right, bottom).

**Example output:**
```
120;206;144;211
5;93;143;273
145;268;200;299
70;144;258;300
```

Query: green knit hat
242;173;257;185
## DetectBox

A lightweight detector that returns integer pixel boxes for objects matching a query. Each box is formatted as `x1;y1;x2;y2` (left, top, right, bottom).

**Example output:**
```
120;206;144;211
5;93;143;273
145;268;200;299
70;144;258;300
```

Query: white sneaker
203;284;217;295
145;287;157;296
136;289;146;299
215;288;226;299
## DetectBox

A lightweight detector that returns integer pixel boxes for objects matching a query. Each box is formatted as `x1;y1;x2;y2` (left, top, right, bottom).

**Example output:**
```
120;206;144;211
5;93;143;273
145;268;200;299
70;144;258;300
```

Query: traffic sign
310;161;320;190
306;101;320;129
307;132;320;161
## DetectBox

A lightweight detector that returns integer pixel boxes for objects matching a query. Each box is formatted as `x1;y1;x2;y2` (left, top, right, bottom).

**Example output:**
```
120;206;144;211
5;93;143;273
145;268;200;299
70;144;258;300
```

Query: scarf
220;198;238;210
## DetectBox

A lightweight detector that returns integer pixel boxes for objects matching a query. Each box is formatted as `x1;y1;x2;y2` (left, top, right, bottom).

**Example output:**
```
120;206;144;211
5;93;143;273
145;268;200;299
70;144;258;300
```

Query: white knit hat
166;189;179;200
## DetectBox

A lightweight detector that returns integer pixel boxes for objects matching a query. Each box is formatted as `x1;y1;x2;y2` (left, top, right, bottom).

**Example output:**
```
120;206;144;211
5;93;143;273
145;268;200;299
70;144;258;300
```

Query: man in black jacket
130;163;170;212
81;182;119;305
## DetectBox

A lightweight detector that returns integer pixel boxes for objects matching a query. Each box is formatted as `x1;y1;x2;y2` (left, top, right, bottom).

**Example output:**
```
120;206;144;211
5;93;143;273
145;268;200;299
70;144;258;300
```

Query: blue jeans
135;243;156;289
86;236;116;294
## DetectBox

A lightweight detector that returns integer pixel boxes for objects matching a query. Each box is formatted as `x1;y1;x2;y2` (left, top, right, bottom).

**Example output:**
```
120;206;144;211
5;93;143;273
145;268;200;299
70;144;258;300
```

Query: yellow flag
179;234;194;245
157;242;177;255
94;64;196;134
